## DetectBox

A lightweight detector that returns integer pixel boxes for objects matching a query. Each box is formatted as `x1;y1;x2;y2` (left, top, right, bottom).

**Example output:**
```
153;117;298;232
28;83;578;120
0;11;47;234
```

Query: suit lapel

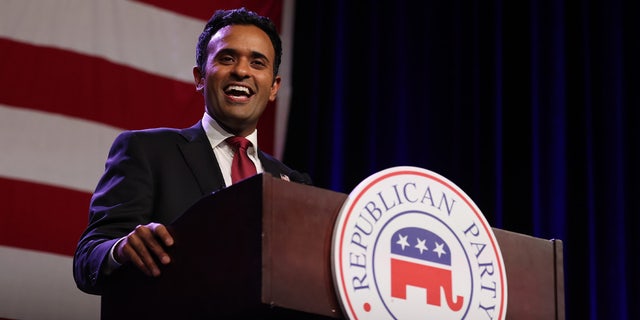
259;151;279;176
178;122;226;194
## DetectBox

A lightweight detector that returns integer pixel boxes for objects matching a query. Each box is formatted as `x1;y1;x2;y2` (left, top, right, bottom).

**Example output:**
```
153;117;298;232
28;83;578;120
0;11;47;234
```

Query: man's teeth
226;85;250;95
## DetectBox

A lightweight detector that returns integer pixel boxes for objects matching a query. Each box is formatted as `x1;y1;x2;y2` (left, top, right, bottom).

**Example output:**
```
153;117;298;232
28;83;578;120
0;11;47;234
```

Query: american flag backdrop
0;1;293;318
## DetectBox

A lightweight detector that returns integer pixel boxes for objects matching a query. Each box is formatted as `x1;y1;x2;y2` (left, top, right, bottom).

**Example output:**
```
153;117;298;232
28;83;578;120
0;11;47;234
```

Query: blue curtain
285;0;639;319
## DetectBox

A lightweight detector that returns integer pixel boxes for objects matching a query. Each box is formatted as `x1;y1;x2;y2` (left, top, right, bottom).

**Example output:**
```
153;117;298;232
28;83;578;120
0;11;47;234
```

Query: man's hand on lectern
114;222;174;277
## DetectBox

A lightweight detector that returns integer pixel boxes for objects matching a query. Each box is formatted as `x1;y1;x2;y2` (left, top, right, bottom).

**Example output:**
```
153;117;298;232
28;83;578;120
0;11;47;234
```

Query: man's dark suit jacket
73;121;312;295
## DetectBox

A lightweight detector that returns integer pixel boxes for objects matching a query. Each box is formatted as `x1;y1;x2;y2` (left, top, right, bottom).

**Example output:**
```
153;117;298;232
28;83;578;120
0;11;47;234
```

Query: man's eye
252;60;267;68
219;56;234;63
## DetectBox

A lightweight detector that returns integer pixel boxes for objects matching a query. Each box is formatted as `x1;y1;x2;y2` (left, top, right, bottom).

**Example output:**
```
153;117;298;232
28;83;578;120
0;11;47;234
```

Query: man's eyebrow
215;48;270;62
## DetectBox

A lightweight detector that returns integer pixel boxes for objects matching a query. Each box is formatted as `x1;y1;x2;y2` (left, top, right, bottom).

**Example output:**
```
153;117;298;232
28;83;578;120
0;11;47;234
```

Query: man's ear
193;66;204;92
268;76;282;102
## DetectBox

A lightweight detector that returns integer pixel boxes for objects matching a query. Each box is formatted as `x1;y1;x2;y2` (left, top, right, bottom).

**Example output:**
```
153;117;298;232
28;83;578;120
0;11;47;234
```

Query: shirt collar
201;112;259;152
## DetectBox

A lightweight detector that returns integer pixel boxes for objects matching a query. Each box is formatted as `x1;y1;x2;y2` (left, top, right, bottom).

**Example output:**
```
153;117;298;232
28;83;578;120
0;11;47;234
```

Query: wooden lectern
101;173;564;320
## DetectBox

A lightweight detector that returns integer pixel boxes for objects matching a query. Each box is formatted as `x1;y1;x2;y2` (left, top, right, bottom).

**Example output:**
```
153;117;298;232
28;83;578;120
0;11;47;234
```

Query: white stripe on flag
0;245;100;320
0;104;121;193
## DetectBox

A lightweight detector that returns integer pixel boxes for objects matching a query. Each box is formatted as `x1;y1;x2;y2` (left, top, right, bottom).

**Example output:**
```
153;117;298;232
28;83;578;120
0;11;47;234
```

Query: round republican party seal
331;166;507;320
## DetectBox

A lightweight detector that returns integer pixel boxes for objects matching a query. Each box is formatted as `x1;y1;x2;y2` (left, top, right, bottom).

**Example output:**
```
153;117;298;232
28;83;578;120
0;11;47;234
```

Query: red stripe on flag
0;38;201;130
0;177;92;256
133;0;283;31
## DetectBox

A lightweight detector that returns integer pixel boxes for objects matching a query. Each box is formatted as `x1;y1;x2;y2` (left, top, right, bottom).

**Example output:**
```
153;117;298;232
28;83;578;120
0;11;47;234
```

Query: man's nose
232;59;250;78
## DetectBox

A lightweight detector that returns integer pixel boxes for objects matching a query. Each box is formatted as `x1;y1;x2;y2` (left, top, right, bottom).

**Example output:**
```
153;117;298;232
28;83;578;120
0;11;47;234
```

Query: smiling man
73;7;312;297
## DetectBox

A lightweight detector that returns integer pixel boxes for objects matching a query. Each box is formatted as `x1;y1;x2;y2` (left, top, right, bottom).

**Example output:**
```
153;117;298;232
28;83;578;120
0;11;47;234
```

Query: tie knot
227;136;252;151
227;136;257;184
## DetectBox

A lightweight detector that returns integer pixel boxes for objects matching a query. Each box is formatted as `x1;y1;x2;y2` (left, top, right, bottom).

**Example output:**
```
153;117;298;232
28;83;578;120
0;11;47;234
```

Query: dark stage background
284;1;639;319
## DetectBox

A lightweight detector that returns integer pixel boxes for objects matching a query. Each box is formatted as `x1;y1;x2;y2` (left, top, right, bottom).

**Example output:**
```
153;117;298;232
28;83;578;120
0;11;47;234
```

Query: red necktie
227;136;257;184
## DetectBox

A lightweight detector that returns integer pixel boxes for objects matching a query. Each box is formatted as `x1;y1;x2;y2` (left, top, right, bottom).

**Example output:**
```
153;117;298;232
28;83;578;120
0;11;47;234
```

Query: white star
396;234;410;250
433;241;447;258
415;238;428;254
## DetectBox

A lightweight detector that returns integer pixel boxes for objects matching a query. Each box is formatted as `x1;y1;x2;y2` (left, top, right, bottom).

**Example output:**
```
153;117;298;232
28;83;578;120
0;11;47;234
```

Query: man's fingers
146;223;173;265
121;239;155;277
129;229;163;276
149;223;174;247
117;225;159;276
115;223;174;277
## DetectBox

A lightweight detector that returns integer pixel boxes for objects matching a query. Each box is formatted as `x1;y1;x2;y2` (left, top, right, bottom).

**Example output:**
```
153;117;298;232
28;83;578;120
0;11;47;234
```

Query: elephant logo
390;227;464;311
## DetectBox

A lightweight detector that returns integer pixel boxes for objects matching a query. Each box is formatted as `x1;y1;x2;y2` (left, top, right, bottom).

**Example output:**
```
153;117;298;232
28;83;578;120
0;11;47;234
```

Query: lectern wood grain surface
100;173;564;320
261;173;347;317
493;229;565;320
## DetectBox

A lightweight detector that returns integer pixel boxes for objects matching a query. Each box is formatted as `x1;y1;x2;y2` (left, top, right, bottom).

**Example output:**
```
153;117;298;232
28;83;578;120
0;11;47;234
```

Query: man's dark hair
195;7;282;79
